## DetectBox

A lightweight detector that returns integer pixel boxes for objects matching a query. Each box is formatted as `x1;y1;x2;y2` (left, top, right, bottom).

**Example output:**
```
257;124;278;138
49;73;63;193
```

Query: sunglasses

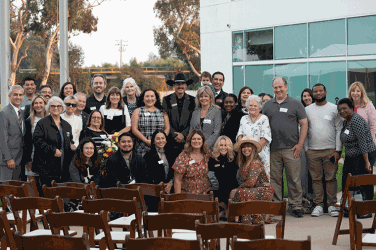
65;103;77;107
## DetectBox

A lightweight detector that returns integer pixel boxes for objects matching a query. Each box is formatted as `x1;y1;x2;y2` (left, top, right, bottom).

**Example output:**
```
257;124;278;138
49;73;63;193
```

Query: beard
120;148;132;154
316;96;326;103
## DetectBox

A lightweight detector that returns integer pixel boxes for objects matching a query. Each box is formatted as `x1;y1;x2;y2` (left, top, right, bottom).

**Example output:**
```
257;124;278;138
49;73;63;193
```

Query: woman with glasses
79;111;108;148
32;96;75;186
121;77;141;117
61;96;82;148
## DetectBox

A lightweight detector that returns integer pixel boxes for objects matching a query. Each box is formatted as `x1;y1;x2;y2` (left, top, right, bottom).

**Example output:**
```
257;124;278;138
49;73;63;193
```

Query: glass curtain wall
275;24;307;59
275;63;308;101
233;66;245;95
245;65;274;96
348;60;376;105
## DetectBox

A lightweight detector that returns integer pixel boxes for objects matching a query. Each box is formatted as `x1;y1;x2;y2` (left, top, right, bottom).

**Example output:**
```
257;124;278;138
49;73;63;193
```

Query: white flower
102;141;111;147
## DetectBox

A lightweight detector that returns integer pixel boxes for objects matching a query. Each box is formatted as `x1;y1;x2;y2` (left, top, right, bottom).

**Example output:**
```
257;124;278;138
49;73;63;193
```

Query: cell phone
329;156;335;164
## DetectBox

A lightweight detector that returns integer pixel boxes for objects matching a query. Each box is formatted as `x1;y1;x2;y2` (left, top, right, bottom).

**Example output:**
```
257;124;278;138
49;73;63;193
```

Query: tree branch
184;53;200;77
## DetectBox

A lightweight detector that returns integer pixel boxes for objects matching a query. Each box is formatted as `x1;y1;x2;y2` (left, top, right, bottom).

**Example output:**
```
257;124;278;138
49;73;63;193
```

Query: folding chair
349;198;376;250
332;174;376;245
160;191;215;201
195;221;265;250
125;234;203;250
232;235;311;250
0;210;17;250
227;200;287;239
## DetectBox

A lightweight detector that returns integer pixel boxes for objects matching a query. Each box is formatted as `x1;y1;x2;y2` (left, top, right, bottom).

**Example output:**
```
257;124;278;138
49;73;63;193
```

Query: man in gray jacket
0;85;25;181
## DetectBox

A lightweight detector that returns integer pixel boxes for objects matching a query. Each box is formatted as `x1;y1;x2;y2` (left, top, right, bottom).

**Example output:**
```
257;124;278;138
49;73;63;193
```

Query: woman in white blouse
99;87;131;135
61;95;82;148
237;95;272;176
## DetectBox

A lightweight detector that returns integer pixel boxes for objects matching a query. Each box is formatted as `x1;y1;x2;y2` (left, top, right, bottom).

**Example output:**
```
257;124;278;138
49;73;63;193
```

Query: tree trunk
40;30;58;85
184;53;201;78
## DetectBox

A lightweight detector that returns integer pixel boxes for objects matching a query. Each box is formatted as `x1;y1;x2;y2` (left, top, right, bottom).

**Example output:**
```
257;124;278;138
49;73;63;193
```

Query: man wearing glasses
84;74;107;114
23;84;53;121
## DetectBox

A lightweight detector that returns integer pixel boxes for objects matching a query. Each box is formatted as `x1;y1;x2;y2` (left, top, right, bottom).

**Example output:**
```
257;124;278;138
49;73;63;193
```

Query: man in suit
74;92;89;129
0;85;26;181
212;71;228;108
162;73;196;159
23;84;53;121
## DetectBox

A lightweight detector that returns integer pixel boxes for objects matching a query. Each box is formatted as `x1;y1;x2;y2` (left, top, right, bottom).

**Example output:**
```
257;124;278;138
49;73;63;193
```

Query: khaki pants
306;149;337;207
270;149;303;210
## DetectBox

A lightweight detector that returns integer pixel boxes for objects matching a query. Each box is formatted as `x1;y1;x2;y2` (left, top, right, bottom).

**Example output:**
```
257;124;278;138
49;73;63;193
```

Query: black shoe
357;213;372;219
292;209;304;218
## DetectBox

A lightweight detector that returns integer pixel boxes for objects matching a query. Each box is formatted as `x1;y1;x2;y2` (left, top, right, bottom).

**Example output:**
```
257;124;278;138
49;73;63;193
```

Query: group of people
1;70;375;223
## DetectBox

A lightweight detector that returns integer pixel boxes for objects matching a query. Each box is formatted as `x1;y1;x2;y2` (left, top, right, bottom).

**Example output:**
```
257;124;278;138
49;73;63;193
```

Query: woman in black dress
221;94;244;143
79;110;108;148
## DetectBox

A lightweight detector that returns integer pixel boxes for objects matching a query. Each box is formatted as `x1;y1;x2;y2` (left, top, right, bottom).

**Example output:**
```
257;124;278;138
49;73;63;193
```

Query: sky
69;0;161;67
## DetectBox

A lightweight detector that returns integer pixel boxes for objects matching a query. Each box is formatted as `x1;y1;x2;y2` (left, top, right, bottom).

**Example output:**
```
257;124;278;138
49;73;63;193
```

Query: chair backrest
159;198;220;223
46;210;114;250
118;182;164;197
42;185;91;201
351;198;376;216
82;197;142;237
227;200;287;238
14;231;91;250
125;234;203;250
143;211;206;237
232;235;311;250
0;180;39;197
9;196;64;234
160;191;215;201
0;184;28;209
0;210;17;250
51;180;86;188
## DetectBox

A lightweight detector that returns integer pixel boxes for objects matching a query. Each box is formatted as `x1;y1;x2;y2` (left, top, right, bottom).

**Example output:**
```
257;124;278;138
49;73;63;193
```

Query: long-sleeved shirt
305;102;343;151
61;113;82;147
356;102;376;145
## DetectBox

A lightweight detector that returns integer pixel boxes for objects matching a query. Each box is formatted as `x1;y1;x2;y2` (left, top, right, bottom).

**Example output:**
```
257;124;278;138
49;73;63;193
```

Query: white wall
201;0;376;93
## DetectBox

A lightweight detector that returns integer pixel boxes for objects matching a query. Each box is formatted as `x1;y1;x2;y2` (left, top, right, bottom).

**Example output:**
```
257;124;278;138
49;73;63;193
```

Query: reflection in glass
275;63;308;101
348;15;376;56
233;66;245;95
309;61;346;104
245;29;273;61
309;19;346;57
275;24;307;60
232;32;244;62
348;60;376;105
245;65;274;96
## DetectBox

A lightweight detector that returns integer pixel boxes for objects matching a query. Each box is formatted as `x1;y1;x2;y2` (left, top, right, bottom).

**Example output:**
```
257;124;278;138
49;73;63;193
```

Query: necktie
18;110;23;131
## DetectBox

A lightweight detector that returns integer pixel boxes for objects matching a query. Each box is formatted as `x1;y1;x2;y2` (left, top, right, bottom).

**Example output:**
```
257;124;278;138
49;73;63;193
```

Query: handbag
207;171;219;190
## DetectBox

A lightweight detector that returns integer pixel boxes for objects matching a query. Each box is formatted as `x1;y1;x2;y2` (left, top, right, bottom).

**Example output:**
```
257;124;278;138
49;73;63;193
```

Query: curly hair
72;138;101;173
212;136;235;162
183;129;211;156
137;89;166;113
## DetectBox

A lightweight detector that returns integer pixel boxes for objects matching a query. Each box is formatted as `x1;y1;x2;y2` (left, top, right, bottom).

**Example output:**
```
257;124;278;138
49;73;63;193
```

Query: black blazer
23;104;31;121
81;111;89;129
144;148;175;184
214;90;228;108
221;109;245;143
102;150;148;188
32;115;74;179
22;117;33;164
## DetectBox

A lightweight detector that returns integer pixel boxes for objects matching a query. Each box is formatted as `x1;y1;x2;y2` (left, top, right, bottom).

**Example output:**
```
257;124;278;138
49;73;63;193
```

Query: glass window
275;24;307;60
245;29;273;61
232;32;244;62
309;19;346;57
309;61;346;104
348;15;376;56
348;60;376;106
275;63;308;101
244;65;274;96
233;66;245;95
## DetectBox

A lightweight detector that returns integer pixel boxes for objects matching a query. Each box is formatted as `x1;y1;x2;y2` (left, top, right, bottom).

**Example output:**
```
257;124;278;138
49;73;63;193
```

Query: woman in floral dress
237;95;272;177
230;136;274;224
173;129;211;194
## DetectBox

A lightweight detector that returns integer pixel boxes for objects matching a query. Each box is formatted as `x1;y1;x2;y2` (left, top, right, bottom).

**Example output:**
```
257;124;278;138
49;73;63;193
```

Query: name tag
107;115;113;120
279;108;288;113
144;112;150;116
20;107;25;110
172;103;177;107
216;99;222;103
90;106;96;110
324;115;332;121
344;129;350;135
158;160;164;164
203;119;211;124
214;164;220;167
100;135;107;139
189;160;195;165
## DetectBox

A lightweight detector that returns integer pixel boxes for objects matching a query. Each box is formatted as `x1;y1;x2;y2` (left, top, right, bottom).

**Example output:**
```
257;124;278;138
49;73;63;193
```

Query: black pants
342;150;376;201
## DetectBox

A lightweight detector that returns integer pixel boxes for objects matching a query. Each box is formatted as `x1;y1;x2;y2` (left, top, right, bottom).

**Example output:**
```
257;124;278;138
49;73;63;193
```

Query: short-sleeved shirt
84;94;107;114
262;96;307;152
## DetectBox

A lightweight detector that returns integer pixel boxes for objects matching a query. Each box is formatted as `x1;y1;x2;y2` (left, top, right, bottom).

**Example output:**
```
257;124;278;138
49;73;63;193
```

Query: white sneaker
328;206;339;217
311;206;324;217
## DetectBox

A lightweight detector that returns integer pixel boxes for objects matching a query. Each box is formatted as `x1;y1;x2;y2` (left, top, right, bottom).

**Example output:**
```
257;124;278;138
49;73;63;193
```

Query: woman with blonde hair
121;77;141;117
208;136;238;211
348;81;376;146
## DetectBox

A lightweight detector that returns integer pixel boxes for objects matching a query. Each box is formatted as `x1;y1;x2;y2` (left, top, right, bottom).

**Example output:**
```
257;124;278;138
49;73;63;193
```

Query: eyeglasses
41;91;52;94
65;103;77;107
50;105;62;109
91;117;101;120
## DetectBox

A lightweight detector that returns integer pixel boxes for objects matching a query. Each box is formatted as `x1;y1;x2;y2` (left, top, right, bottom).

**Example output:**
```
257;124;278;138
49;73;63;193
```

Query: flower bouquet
98;132;119;177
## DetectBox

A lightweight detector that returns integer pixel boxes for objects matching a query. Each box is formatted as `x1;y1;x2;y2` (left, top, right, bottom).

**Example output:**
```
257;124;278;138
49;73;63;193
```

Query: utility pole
0;0;11;109
115;39;127;67
59;0;69;88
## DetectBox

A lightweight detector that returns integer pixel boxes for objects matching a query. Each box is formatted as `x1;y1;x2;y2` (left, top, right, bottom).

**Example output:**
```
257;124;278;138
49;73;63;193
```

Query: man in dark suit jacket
212;71;228;108
162;73;196;159
0;85;26;181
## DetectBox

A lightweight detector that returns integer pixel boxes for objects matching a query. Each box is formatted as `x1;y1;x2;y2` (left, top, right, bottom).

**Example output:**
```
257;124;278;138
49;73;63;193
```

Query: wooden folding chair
227;200;286;239
195;221;265;250
332;174;376;245
82;197;142;245
9;195;76;236
125;234;203;250
160;191;215;201
46;210;114;250
14;231;91;250
143;211;206;238
232;235;311;250
0;210;17;250
349;198;376;250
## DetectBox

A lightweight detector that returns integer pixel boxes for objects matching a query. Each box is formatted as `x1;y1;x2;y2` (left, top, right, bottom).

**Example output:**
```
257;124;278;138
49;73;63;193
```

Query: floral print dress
229;159;274;224
236;114;272;177
172;151;211;194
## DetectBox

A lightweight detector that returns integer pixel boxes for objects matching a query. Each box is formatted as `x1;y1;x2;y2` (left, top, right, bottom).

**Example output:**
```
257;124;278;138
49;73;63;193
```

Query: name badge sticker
144;112;150;116
344;129;350;135
107;115;113;120
189;160;195;165
203;119;212;124
172;103;177;107
324;115;332;121
20;107;25;110
90;106;96;110
158;160;164;164
100;135;107;139
279;108;288;113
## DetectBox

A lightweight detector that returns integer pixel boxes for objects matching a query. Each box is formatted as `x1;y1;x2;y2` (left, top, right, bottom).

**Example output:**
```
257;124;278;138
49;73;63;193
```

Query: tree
153;0;201;77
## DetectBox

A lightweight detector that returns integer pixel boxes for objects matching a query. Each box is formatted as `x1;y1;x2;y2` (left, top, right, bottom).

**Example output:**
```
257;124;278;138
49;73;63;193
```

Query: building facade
201;0;376;104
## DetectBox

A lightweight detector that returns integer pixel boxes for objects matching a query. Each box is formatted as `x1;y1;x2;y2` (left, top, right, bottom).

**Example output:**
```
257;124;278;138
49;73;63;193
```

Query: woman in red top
173;129;211;194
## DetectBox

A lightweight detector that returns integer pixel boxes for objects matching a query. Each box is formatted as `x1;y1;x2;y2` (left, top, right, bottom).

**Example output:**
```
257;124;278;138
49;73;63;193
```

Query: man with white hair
0;85;26;181
74;92;89;129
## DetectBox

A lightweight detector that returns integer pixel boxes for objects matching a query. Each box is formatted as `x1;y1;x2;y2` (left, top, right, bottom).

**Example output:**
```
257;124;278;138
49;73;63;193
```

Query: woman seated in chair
230;136;273;224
